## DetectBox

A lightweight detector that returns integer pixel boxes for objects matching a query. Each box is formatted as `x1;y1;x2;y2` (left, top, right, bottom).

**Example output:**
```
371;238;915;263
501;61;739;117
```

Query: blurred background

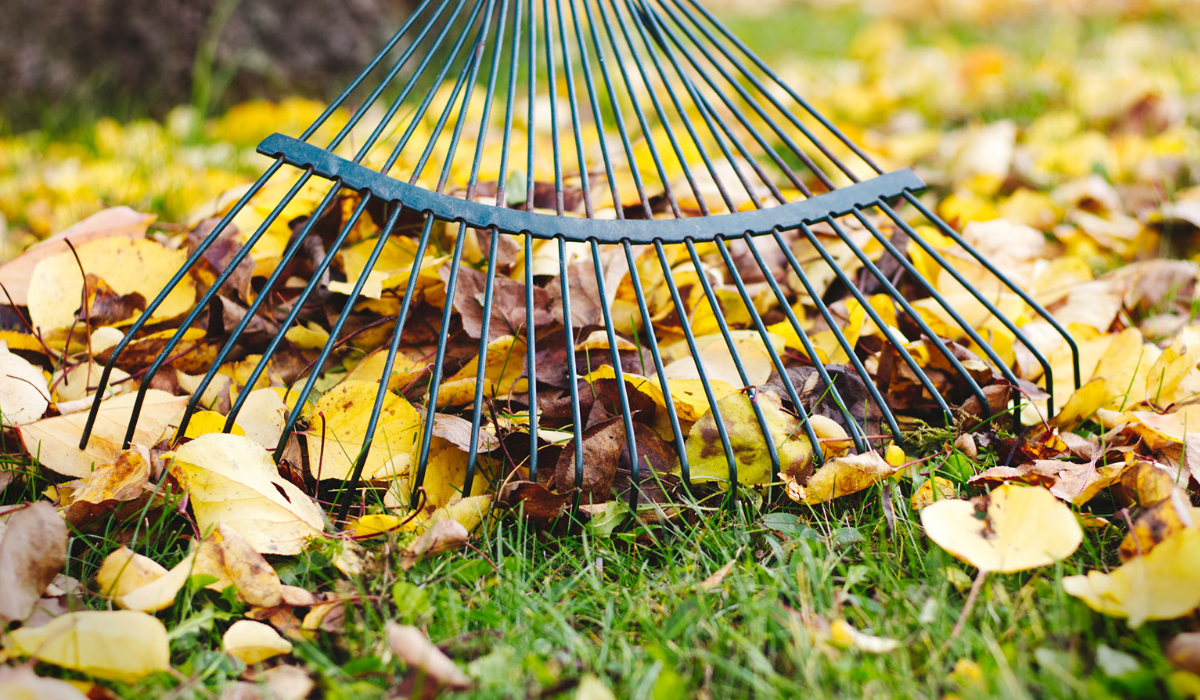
2;0;1198;260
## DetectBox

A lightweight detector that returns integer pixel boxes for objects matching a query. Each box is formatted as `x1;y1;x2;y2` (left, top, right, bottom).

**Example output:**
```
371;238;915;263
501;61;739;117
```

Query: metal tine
79;0;448;448
740;232;869;451
571;0;691;481
601;0;789;496
463;0;517;496
557;0;644;506
524;0;542;483
798;220;954;419
773;228;905;444
629;34;868;449
335;214;437;521
590;243;647;509
196;0;494;435
557;236;586;495
340;0;501;516
851;206;1030;418
672;0;885;181
592;0;683;216
622;0;827;467
899;194;1083;392
585;0;737;492
618;0;825;481
875;201;1058;413
266;0;483;453
826;213;993;418
407;0;502;509
638;0;822;198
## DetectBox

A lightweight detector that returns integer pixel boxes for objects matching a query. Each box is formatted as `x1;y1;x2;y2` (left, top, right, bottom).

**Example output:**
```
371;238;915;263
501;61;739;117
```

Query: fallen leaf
108;550;196;613
1063;527;1200;627
829;618;901;654
386;622;473;691
62;446;152;527
0;665;90;700
0;501;68;622
194;523;283;607
27;237;196;341
4;610;171;682
223;619;294;664
911;476;956;511
698;558;738;590
575;674;617;700
435;334;529;407
920;484;1082;573
681;390;813;486
786;450;901;505
0;341;50;426
96;546;169;597
170;433;326;555
400;518;469;571
1168;632;1200;674
1117;498;1200;561
18;389;187;478
0;207;154;307
305;380;421;481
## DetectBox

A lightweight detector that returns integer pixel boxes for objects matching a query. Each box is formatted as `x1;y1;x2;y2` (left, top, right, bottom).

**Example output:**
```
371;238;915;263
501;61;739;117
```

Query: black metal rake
80;0;1082;520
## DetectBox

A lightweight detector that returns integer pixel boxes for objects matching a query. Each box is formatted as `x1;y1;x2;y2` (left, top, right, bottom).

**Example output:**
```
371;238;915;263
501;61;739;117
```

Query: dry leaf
171;433;326;555
911;476;956;511
109;551;196;613
4;610;171;682
0;341;50;426
19;390;187;478
386;622;473;691
400;518;468;571
1063;527;1200;627
305;380;421;481
62;446;152;527
1168;632;1200;674
96;546;169;597
224;620;294;664
0;501;68;622
0;665;91;700
787;450;901;505
194;523;284;607
920;484;1082;573
829;619;901;654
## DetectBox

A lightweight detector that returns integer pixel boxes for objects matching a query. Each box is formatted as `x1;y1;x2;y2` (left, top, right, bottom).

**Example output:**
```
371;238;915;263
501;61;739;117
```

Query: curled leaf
223;620;293;664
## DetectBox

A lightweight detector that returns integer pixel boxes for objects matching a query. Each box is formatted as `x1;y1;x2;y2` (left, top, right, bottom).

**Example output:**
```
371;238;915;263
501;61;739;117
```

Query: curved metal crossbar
80;0;1082;520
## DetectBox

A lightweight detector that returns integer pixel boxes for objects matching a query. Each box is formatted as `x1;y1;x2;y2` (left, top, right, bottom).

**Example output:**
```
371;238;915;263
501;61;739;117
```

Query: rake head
81;0;1081;520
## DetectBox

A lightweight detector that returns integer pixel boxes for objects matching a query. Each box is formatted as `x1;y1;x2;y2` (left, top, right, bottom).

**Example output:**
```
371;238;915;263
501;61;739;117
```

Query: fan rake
80;0;1081;520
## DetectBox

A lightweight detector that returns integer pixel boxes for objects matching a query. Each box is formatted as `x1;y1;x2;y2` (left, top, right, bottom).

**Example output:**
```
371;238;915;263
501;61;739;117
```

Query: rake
79;0;1082;520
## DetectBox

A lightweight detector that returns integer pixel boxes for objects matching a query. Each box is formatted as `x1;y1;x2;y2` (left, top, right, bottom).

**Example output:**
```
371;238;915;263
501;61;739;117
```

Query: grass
2;429;1191;699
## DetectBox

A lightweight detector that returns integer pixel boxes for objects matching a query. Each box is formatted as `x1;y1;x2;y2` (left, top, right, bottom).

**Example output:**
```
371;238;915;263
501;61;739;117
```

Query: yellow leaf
1145;326;1200;405
681;390;813;486
193;523;283;607
18;390;187;478
111;551;197;613
786;450;901;505
95;546;167;598
1063;527;1200;628
235;388;289;449
920;484;1082;573
0;666;90;700
1051;377;1108;429
170;433;326;555
223;620;293;664
182;410;244;440
27;237;195;339
4;610;170;683
911;476;956;511
305;380;421;481
435;335;529;407
829;618;900;654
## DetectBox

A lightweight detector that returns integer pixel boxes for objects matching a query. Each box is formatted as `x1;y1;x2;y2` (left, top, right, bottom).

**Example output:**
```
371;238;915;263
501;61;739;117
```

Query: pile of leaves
1;4;1200;697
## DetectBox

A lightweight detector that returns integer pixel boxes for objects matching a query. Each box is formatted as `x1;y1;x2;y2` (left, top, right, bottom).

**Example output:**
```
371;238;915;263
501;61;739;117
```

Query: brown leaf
386;622;473;692
0;501;69;622
62;446;152;528
1168;632;1200;674
194;523;284;607
1117;497;1200;562
400;518;469;571
553;417;625;501
443;264;555;342
497;481;573;520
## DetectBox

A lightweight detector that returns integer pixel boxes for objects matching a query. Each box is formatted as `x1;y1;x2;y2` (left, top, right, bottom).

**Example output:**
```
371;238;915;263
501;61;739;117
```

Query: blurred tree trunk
1;0;412;127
